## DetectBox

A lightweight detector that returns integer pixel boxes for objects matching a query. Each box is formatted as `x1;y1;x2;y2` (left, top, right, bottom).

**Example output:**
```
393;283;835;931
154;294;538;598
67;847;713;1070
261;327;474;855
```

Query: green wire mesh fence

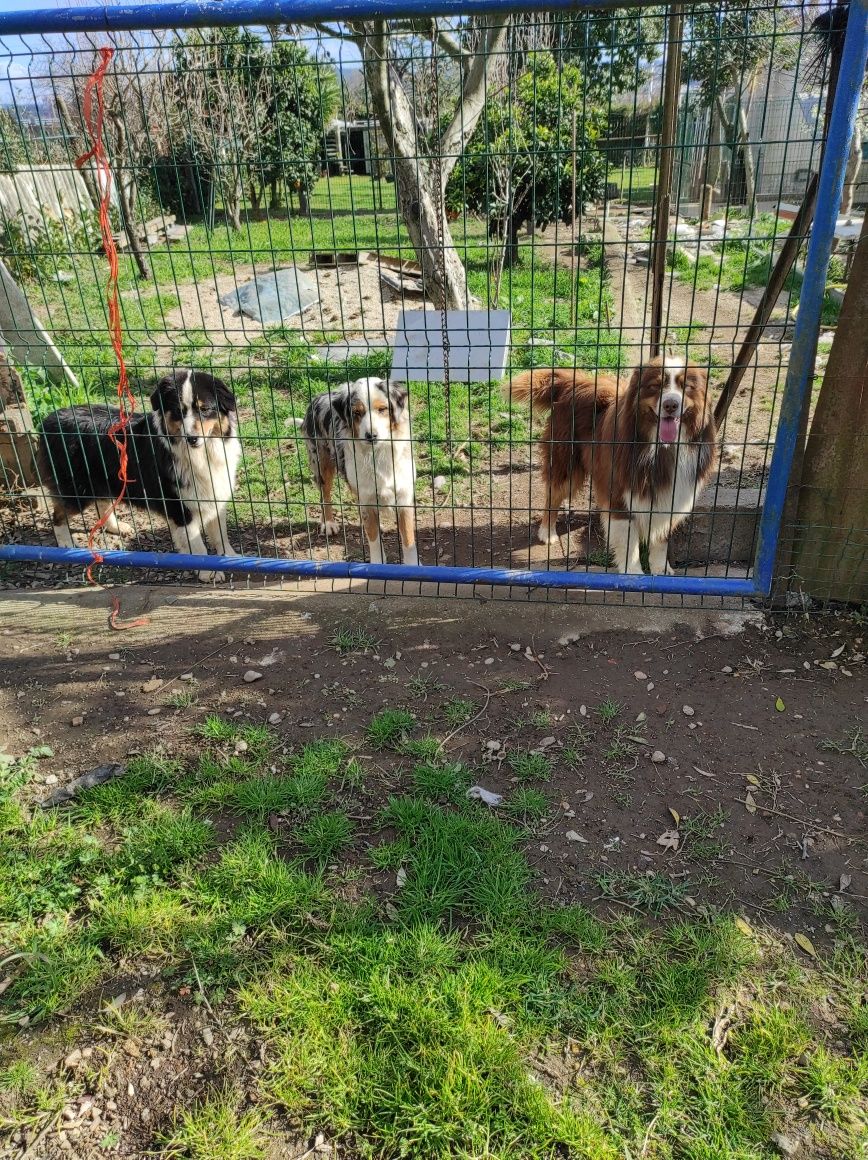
0;3;862;604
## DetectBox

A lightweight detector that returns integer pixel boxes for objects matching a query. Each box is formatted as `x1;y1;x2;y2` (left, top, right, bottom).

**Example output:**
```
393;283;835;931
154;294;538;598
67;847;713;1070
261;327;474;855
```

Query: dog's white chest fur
339;432;415;509
627;445;700;542
175;436;241;518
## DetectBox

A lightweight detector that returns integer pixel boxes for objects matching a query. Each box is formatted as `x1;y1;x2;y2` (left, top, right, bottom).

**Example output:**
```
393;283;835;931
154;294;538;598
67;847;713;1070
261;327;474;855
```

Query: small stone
682;705;695;716
63;1049;83;1070
509;642;521;651
539;844;549;853
565;830;587;843
44;774;58;785
127;1084;135;1098
243;670;263;683
146;707;161;716
651;750;666;764
433;475;447;491
234;739;248;753
141;1108;151;1123
179;672;194;681
634;671;647;680
579;705;587;716
722;665;733;673
484;657;494;665
770;1133;799;1157
636;712;647;723
62;1106;77;1122
646;682;654;691
201;1027;214;1047
268;712;282;725
108;652;121;661
71;716;84;727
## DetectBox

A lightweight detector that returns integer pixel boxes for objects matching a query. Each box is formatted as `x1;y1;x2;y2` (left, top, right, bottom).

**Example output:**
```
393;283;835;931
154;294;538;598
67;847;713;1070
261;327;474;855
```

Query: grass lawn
2;715;866;1159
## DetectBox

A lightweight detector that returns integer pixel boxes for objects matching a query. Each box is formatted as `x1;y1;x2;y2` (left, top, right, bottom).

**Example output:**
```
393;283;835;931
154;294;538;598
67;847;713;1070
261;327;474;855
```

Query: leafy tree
247;39;339;214
686;2;798;209
450;54;605;267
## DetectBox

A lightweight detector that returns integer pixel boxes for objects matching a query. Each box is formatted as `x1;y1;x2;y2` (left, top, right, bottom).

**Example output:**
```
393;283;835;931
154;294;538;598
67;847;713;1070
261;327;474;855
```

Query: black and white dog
38;370;242;582
301;377;418;565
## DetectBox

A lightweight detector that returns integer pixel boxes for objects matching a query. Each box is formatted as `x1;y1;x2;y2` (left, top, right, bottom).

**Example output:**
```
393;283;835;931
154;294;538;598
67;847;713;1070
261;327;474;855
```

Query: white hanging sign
390;309;511;383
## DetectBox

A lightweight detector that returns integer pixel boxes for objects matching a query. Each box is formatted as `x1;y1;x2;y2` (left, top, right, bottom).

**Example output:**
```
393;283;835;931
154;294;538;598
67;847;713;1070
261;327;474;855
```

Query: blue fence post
752;0;868;596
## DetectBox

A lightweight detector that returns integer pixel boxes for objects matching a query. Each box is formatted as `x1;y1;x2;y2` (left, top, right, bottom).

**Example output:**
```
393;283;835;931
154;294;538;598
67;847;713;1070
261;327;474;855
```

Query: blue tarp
220;267;319;324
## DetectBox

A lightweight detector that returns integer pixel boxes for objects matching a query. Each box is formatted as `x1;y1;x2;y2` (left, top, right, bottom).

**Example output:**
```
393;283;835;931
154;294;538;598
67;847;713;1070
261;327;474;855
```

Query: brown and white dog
301;377;418;566
509;354;717;574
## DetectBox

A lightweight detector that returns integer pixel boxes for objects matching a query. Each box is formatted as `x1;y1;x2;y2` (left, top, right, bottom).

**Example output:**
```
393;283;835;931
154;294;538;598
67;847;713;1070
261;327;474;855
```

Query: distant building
324;118;385;178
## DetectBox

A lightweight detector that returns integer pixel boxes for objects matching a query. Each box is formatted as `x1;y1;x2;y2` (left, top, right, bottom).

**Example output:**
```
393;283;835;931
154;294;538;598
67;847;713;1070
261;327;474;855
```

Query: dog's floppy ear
387;379;408;423
331;382;352;429
211;374;237;416
150;373;176;414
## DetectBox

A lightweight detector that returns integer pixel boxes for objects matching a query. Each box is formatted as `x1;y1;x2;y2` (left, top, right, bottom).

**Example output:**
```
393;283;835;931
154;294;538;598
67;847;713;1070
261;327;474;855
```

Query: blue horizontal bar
0;0;660;36
0;544;758;598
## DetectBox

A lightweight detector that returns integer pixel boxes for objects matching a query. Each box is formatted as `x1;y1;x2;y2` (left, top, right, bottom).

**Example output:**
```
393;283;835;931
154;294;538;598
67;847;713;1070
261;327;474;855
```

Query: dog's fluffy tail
508;368;585;412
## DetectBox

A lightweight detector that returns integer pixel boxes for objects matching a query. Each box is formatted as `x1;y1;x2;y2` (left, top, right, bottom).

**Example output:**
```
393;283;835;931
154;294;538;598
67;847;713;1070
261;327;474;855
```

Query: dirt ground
1;590;866;1158
2;588;865;931
155;258;433;352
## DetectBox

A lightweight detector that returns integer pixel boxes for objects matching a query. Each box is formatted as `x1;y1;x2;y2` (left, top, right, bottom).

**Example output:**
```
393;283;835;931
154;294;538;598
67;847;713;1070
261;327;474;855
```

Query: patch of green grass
296;812;354;866
366;709;415;749
821;725;868;769
159;1090;267;1159
165;683;199;709
407;674;445;700
397;735;443;761
411;761;470;804
681;807;727;861
504;787;549;824
3;719;868;1160
530;708;553;729
378;798;531;924
594;870;690;915
441;696;476;726
330;625;378;654
508;750;553;782
596;697;622;725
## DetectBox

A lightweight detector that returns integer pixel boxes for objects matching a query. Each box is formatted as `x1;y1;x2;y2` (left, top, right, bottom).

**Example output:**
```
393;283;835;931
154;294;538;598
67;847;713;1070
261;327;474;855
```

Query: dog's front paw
537;524;560;546
198;569;226;583
319;520;340;537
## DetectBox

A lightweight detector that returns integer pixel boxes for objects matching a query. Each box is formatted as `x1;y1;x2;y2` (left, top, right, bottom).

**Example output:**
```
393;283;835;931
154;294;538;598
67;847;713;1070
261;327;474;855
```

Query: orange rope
76;47;148;630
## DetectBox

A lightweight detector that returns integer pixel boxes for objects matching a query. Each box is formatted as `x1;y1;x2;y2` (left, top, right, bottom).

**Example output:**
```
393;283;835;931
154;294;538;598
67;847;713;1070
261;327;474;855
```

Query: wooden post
571;108;578;328
790;213;868;602
649;4;684;358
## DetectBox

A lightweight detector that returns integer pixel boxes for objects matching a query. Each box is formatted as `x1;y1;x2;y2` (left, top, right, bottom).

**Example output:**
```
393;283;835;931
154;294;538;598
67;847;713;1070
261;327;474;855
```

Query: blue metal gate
0;0;865;600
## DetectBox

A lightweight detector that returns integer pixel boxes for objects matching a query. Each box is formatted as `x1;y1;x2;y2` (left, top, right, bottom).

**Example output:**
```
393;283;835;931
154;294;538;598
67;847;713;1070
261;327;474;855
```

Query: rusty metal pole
649;4;684;358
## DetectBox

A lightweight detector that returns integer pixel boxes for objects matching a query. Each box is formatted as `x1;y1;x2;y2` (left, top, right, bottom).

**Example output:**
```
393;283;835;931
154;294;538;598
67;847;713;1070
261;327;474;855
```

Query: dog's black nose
365;432;378;442
662;398;680;415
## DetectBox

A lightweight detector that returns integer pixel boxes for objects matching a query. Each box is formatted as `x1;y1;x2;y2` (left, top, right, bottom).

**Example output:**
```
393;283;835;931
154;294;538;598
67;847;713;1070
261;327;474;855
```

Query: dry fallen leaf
745;774;760;786
775;697;785;712
830;644;845;658
734;917;753;937
669;807;681;826
656;829;680;852
794;932;817;958
396;868;408;888
839;873;852;893
745;792;757;815
141;678;161;693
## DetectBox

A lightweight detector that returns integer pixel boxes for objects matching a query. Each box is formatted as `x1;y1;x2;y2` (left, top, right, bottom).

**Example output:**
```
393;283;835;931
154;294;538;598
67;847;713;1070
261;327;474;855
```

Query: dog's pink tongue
659;417;680;444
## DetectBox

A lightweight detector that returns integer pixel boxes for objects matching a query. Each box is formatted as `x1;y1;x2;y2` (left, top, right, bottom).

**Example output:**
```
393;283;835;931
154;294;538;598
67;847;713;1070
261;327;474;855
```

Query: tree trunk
359;17;508;311
840;120;862;216
738;103;756;212
791;213;868;602
225;174;242;231
108;114;149;280
270;175;283;211
363;39;467;309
